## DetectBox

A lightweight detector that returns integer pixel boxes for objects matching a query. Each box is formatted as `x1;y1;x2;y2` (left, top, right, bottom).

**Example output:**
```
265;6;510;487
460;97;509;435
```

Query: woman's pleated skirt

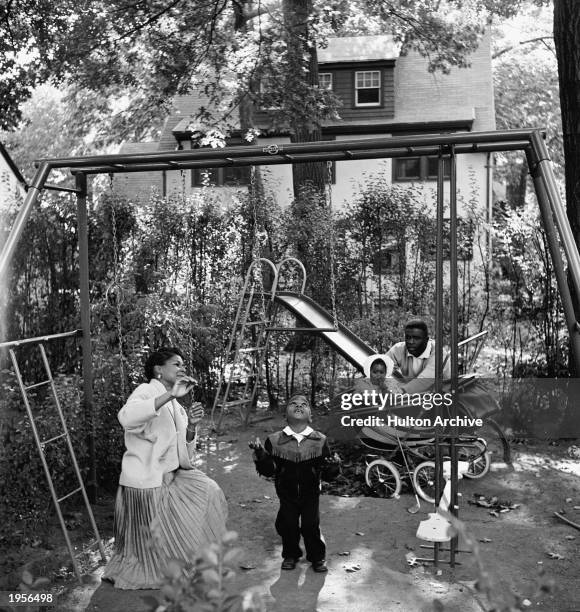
102;469;228;589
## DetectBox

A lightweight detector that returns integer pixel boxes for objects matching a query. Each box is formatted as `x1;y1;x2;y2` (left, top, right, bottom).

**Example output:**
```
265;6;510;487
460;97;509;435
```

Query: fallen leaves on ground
469;494;520;516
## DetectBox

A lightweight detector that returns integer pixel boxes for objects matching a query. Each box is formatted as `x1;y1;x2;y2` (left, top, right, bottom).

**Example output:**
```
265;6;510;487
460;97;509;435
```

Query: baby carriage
359;418;489;503
324;372;509;504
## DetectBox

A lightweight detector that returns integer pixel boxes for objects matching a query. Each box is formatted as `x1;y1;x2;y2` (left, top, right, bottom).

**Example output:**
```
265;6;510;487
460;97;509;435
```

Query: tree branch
492;36;554;60
115;0;185;40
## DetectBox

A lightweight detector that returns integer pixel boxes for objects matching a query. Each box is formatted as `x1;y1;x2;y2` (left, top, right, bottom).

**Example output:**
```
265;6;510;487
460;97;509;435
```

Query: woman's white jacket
117;378;196;488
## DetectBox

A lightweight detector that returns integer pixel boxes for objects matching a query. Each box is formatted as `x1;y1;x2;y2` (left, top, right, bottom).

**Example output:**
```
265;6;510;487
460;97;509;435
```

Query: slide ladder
210;258;377;430
210;259;281;431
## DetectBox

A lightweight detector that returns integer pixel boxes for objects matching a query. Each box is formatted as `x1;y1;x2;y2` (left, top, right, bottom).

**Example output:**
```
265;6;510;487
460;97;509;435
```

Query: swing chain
250;166;267;317
109;174;127;397
326;161;338;331
182;170;195;384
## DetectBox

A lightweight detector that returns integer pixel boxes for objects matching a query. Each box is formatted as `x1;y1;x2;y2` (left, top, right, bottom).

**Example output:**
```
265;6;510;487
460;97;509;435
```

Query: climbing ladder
210;258;308;431
1;331;107;582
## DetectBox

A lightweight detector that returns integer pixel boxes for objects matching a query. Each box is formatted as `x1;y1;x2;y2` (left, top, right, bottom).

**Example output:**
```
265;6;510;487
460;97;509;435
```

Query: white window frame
319;72;333;90
355;70;381;107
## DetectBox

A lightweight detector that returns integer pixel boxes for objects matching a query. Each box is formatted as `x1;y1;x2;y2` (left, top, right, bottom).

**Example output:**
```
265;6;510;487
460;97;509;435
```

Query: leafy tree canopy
0;0;548;144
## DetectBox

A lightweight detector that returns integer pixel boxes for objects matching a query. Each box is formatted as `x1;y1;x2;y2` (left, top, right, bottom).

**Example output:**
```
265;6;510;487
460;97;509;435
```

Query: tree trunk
505;158;528;209
283;0;325;194
553;0;580;376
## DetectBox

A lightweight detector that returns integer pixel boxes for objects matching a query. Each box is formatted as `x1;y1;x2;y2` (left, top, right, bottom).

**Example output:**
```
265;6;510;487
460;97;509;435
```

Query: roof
0;141;26;185
118;141;161;154
318;35;401;64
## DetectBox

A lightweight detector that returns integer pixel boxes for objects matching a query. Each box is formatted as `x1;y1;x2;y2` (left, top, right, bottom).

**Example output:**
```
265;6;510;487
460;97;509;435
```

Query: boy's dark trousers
275;493;325;562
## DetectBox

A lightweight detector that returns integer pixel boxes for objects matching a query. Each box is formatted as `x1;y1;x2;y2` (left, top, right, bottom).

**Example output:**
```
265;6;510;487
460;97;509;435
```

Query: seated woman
102;347;228;590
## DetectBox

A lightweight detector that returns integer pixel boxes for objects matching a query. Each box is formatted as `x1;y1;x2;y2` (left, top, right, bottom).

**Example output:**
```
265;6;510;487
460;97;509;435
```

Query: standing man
386;319;450;394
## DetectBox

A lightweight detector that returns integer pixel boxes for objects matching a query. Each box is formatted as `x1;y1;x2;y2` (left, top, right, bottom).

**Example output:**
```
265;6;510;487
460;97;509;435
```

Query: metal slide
273;291;375;371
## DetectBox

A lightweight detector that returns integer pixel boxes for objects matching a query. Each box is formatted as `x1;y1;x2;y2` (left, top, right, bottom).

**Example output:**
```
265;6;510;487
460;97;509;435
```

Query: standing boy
250;394;340;572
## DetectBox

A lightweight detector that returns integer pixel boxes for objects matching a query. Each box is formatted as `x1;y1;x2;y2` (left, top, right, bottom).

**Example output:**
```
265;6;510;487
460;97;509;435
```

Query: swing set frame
1;128;579;568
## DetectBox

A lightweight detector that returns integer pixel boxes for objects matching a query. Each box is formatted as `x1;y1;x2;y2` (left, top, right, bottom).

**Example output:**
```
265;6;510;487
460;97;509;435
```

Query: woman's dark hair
144;347;184;380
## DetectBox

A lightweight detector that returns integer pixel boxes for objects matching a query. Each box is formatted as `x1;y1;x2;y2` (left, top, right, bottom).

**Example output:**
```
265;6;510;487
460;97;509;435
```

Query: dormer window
319;73;333;90
355;70;381;106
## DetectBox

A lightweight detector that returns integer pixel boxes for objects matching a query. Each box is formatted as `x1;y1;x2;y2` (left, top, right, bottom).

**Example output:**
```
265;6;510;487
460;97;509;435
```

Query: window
372;243;401;274
223;166;251;186
192;167;249;188
393;156;451;182
319;73;333;90
355;70;381;107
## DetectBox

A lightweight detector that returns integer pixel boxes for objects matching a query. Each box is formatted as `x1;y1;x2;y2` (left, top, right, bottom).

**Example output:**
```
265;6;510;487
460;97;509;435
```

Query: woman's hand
170;375;196;399
187;401;204;427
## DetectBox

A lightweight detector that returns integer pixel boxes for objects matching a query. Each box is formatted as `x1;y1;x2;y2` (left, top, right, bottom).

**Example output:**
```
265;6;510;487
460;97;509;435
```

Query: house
114;32;495;268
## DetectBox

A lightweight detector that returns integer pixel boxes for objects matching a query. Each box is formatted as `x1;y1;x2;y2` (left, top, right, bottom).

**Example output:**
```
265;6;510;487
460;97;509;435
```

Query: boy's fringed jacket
254;430;339;498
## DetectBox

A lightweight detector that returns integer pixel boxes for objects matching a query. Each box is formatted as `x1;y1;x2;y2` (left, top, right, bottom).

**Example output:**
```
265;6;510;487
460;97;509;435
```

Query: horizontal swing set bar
64;142;530;175
34;129;540;170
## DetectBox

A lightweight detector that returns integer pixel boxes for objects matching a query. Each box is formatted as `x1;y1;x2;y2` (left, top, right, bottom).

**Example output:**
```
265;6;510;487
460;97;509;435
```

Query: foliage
1;0;528;141
492;4;562;208
0;84;101;184
149;531;265;612
492;201;568;377
342;174;435;315
1;193;81;352
0;371;102;529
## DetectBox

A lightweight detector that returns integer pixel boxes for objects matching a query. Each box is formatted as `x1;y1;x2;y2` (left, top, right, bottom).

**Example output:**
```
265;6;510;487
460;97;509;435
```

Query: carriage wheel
412;461;436;504
365;459;402;499
480;417;511;464
458;439;491;479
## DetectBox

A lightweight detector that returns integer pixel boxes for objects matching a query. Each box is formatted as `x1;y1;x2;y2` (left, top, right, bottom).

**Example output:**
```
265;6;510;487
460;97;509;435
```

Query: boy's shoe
281;558;297;570
312;560;328;573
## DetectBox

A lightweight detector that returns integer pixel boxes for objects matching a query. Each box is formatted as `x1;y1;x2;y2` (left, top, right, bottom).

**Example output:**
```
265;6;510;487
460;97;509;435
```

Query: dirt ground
2;412;580;612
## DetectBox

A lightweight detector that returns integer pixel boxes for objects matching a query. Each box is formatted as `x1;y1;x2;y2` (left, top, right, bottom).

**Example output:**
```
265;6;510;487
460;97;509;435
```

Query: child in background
250;393;340;573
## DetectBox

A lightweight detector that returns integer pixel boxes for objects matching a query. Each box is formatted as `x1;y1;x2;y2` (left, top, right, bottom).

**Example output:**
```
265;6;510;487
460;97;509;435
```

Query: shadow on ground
60;416;580;612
